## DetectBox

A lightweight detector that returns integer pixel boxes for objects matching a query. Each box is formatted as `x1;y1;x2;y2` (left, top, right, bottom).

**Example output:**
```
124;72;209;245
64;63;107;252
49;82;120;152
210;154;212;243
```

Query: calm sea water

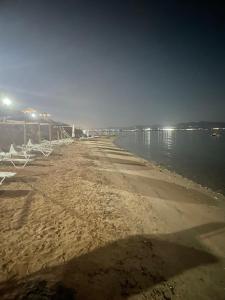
115;130;225;195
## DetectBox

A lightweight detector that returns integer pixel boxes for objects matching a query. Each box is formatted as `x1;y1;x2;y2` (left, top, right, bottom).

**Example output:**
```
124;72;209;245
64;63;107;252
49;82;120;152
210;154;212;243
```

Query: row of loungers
0;137;74;184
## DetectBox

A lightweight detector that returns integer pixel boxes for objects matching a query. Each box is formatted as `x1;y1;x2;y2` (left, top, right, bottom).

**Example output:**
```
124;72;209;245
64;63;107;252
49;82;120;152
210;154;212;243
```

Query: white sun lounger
0;152;34;168
22;139;53;157
9;144;35;159
0;172;16;185
41;138;73;146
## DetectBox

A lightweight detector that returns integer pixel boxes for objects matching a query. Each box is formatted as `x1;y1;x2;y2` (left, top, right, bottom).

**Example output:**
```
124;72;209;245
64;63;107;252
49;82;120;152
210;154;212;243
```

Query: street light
2;97;12;107
21;108;39;145
1;97;13;122
31;112;37;119
22;108;38;120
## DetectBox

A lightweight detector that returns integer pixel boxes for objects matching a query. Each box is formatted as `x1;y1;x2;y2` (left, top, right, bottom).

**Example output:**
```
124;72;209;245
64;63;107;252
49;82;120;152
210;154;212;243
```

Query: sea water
115;130;225;195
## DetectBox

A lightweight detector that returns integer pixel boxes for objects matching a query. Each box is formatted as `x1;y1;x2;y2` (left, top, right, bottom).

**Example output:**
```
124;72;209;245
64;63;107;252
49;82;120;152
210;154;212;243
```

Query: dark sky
0;0;225;127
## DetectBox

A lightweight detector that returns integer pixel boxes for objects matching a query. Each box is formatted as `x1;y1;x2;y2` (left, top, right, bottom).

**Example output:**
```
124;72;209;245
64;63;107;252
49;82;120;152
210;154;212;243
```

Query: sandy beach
0;137;225;300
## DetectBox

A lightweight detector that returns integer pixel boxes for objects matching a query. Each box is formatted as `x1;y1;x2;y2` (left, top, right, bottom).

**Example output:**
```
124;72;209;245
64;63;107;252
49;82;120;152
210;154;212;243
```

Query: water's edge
113;136;225;199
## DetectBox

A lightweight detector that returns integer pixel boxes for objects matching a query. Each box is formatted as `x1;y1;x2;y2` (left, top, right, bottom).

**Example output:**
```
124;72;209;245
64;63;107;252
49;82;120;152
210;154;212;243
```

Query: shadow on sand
103;151;134;157
82;154;146;167
97;146;129;153
12;191;36;230
0;189;31;198
1;223;224;300
28;163;54;168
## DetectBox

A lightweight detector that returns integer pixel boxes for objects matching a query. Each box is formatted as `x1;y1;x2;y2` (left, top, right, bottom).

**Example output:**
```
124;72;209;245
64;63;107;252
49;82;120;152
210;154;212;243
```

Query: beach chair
0;172;16;185
0;145;35;168
43;138;73;146
0;153;34;168
22;139;53;157
9;144;35;159
41;139;60;147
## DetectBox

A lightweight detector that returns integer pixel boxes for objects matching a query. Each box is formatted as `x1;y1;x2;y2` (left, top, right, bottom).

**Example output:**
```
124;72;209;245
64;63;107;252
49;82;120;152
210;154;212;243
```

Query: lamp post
22;108;38;144
40;112;51;141
30;112;41;143
1;97;12;122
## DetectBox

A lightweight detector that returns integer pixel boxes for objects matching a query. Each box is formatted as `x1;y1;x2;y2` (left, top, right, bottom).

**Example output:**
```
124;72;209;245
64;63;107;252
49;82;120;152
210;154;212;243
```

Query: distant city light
162;127;175;131
2;97;12;106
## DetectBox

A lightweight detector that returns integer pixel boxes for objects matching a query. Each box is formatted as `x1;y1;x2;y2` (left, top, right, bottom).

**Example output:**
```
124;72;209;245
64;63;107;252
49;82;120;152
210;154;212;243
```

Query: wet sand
0;137;225;299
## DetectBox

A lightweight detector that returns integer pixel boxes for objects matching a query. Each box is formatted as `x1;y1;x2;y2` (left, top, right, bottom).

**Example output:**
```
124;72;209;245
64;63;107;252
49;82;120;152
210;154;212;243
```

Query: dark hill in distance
176;121;225;129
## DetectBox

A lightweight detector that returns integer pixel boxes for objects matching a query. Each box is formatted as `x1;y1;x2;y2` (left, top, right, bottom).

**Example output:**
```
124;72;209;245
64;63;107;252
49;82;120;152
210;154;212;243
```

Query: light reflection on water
115;131;225;195
163;130;174;150
144;131;151;146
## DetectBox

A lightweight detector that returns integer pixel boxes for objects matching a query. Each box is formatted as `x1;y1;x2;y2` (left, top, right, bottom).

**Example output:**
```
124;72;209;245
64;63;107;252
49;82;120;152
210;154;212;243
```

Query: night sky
0;0;224;127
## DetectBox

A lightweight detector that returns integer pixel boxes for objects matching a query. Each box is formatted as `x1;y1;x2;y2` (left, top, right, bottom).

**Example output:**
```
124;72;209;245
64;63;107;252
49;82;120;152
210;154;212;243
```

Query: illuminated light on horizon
162;127;175;131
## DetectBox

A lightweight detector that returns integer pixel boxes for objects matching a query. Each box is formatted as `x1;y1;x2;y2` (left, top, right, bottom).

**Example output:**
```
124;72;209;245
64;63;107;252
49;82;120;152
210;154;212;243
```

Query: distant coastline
86;121;225;136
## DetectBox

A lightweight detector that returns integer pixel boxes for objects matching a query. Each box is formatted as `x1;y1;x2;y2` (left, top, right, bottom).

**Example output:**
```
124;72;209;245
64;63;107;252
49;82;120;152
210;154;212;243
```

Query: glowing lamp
31;113;37;118
2;98;12;106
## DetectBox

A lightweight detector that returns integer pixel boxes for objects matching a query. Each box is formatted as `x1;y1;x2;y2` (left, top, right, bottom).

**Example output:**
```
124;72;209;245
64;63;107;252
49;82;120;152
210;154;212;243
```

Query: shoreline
0;137;225;299
114;135;225;199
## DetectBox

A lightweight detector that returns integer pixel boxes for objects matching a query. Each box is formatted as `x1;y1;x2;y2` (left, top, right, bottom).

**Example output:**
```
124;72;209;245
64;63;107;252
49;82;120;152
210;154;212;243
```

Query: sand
0;137;225;299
